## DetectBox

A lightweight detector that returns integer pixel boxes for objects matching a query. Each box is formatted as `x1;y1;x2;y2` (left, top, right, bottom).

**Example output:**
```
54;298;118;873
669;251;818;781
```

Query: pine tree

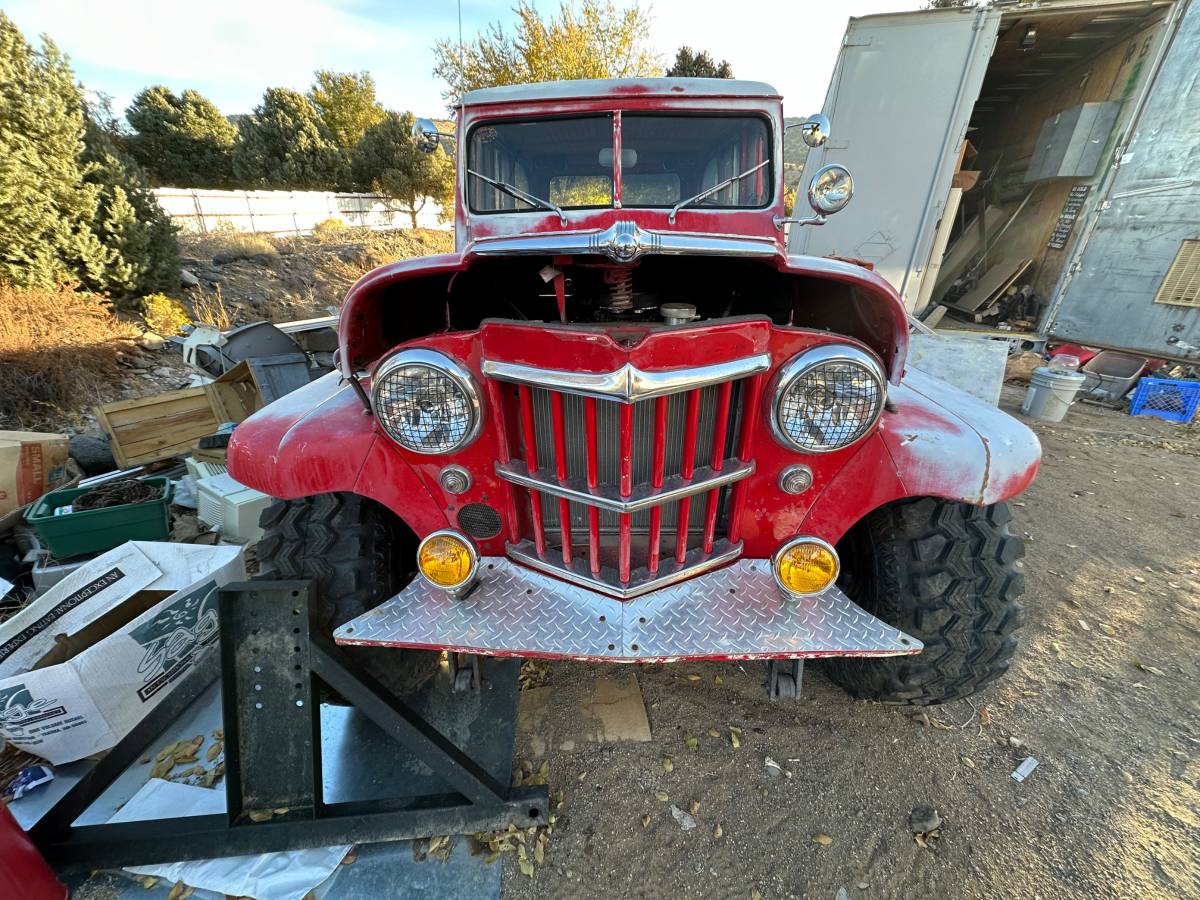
0;13;112;289
126;86;236;187
666;47;733;79
351;112;453;228
233;88;347;189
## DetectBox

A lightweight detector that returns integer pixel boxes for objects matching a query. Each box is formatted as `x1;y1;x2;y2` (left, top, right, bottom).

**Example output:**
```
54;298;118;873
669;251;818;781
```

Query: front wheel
257;493;439;696
824;498;1026;706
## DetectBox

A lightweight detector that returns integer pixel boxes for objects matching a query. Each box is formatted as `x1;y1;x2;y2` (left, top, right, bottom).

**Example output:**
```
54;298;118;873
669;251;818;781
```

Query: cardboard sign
0;542;244;764
0;431;70;517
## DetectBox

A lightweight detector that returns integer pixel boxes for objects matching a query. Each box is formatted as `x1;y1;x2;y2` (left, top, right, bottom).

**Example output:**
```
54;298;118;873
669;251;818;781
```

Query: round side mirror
807;164;854;215
800;113;830;149
412;117;441;153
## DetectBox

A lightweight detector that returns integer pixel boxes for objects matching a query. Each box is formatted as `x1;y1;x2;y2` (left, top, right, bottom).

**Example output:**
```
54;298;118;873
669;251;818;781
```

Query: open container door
1043;0;1200;362
790;6;1001;311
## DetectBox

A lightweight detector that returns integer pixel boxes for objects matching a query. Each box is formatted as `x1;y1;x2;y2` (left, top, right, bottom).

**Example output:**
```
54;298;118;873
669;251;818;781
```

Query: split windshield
466;113;772;214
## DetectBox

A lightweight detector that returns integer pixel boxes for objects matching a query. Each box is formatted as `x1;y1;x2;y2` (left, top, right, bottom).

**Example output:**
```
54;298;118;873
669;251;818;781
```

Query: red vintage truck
228;78;1039;703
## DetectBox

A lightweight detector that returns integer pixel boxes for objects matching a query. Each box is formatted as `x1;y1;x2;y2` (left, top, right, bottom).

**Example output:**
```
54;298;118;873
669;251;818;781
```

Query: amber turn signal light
417;530;478;593
772;537;840;597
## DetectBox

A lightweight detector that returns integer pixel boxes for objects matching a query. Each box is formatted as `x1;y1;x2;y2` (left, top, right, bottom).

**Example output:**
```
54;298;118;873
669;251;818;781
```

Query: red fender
226;372;449;535
802;369;1041;543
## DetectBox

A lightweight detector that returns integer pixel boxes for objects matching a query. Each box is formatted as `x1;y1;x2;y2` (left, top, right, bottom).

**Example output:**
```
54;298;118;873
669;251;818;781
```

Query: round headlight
371;349;481;454
417;530;479;592
808;164;854;215
770;344;885;453
773;537;840;597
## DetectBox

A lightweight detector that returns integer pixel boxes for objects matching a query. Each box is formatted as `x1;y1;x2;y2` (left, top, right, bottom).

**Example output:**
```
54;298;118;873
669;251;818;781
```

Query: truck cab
229;78;1039;705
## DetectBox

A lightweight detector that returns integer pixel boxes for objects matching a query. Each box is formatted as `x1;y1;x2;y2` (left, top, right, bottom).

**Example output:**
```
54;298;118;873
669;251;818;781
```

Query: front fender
226;372;449;536
801;368;1040;543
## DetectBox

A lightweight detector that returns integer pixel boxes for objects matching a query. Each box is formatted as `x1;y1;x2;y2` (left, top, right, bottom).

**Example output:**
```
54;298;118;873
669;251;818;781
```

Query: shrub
0;283;139;428
209;232;279;263
190;287;233;331
311;217;347;240
140;293;190;335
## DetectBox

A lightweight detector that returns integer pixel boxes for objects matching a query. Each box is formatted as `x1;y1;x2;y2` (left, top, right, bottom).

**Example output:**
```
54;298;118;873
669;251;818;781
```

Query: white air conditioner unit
196;473;272;544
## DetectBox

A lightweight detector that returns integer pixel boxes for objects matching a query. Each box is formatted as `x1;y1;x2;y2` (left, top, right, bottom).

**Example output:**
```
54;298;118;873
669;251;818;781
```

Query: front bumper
334;558;922;662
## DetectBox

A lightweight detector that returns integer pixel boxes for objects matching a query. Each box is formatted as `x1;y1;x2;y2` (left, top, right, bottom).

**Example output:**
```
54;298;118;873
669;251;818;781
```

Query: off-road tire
824;498;1025;705
257;493;439;696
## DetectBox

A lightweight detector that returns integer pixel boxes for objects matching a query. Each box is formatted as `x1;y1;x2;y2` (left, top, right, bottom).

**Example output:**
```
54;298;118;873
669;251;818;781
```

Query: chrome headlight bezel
769;344;886;454
370;348;483;455
807;164;854;215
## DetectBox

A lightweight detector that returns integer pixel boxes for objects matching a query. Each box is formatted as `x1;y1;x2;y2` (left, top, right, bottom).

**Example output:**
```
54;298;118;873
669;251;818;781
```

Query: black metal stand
31;580;548;870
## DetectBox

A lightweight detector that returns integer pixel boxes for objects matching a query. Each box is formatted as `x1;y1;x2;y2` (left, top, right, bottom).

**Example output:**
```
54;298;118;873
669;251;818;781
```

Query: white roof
461;78;780;107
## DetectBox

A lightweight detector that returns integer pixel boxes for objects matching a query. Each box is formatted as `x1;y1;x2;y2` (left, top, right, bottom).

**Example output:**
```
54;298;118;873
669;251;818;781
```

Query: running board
334;558;922;663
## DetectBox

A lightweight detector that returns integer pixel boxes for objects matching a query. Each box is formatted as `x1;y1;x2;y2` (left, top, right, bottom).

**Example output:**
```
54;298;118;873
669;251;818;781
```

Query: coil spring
605;268;634;311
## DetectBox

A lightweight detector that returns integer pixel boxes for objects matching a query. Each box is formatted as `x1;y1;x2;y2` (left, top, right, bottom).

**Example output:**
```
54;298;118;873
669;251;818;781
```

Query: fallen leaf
662;757;674;773
641;813;651;827
533;840;544;864
166;881;194;900
1133;575;1146;584
1078;620;1090;631
518;858;534;877
714;675;723;685
707;729;720;738
979;707;992;726
538;760;550;778
713;822;723;839
686;674;701;682
685;735;699;750
341;849;358;866
1098;623;1117;636
212;728;223;740
136;875;158;889
654;791;669;802
247;809;273;822
689;799;700;816
150;758;175;779
961;756;976;769
1070;660;1084;670
577;771;587;782
813;833;833;846
206;741;223;762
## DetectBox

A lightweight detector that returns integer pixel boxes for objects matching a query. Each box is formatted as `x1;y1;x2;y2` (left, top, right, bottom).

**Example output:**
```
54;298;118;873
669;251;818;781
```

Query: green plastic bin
25;477;174;559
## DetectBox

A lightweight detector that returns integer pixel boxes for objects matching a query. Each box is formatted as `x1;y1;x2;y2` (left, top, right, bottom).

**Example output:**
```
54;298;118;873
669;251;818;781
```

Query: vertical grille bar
485;379;522;544
702;380;734;554
726;373;764;545
550;391;573;565
517;385;547;556
618;402;634;584
584;397;601;575
647;395;669;574
674;389;702;564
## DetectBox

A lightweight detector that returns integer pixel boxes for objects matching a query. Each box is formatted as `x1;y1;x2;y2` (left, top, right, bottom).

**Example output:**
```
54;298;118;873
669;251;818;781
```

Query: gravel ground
495;387;1200;900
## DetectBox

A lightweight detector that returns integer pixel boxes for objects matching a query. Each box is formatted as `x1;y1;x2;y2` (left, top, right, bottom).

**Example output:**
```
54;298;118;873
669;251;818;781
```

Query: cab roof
460;77;781;107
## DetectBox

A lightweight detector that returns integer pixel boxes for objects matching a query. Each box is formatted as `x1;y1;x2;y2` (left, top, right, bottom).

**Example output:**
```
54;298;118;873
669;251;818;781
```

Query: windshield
466;113;772;214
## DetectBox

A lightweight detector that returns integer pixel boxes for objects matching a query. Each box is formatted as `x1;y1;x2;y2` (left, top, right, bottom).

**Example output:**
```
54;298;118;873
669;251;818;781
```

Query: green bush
210;232;278;263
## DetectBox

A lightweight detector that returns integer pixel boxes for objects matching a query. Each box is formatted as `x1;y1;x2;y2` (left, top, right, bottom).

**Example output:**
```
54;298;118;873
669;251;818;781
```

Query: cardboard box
0;431;70;517
0;541;244;764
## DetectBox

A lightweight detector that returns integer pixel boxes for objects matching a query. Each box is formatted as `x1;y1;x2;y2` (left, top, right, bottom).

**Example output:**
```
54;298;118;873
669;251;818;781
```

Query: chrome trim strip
468;220;778;263
508;538;743;600
496;459;754;513
482;353;771;403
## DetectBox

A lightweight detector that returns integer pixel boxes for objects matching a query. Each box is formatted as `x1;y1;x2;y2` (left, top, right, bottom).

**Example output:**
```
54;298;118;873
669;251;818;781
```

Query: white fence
152;188;449;235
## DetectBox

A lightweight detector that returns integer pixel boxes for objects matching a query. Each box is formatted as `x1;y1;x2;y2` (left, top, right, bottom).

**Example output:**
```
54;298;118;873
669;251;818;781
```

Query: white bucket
1021;367;1086;422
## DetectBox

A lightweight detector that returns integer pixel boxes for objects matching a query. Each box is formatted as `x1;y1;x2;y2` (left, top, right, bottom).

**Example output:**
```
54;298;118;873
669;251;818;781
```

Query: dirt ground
499;387;1200;900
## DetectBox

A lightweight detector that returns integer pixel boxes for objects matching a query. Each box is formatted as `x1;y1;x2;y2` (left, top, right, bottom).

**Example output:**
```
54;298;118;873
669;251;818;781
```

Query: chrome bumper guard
334;558;923;662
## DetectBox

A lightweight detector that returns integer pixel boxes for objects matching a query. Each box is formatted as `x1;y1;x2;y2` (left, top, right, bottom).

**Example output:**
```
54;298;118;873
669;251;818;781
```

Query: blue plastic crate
1128;377;1200;424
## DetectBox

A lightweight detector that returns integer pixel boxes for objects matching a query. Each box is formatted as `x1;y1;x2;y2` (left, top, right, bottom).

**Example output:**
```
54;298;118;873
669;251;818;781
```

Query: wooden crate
203;361;262;423
95;388;220;468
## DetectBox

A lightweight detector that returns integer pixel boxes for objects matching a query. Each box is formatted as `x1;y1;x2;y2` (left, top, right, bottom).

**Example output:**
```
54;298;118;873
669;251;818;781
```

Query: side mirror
412;117;451;153
799;113;830;149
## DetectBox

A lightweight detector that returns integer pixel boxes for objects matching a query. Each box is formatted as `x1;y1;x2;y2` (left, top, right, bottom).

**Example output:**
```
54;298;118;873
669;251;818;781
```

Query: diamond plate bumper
334;559;922;662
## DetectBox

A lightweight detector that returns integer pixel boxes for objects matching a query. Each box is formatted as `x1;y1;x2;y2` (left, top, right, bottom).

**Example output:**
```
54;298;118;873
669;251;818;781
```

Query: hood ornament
588;221;662;263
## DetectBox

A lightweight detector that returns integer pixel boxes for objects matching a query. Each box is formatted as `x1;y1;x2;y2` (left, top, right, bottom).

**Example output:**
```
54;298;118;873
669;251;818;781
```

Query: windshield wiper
668;159;770;224
467;169;567;225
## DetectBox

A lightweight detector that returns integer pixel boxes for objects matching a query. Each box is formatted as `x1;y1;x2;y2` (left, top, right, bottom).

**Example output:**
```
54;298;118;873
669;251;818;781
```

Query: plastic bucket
1021;367;1086;422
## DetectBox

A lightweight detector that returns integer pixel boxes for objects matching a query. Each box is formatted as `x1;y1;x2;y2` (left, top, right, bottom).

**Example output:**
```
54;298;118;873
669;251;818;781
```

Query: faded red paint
225;78;1041;645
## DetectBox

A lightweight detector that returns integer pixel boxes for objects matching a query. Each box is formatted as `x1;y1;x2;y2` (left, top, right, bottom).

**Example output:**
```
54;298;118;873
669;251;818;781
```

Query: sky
3;0;921;120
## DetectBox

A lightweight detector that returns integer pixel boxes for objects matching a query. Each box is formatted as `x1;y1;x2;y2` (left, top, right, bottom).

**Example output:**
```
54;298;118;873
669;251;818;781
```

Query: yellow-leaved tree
433;0;662;108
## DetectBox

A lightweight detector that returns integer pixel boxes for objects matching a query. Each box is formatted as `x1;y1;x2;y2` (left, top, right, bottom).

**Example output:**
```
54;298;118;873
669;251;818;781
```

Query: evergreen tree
351;112;453;228
126;85;237;187
233;88;346;189
666;47;733;79
0;12;112;289
308;70;385;150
